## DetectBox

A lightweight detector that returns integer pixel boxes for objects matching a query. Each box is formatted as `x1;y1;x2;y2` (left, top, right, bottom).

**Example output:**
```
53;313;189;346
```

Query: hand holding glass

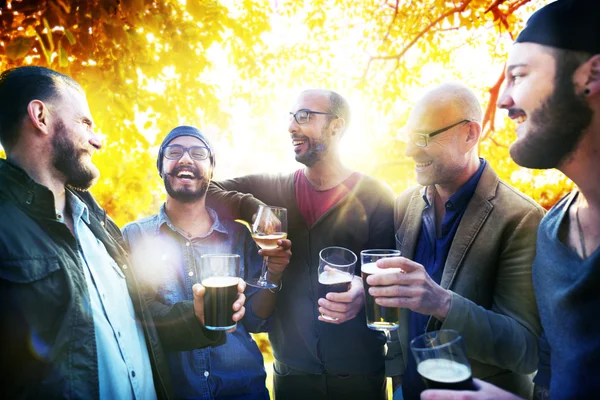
199;254;241;331
318;246;357;321
247;205;288;289
410;329;476;391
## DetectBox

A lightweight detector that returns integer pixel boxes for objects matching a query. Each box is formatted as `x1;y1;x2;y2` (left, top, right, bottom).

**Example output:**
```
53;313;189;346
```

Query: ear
573;54;600;96
26;100;51;136
330;117;345;136
462;121;481;152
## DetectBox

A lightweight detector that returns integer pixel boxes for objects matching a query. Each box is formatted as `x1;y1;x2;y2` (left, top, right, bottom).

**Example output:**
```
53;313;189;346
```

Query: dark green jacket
0;159;223;399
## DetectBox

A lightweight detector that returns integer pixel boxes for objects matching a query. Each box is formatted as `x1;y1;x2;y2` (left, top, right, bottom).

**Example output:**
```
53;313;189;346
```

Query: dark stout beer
202;276;239;330
361;262;401;330
318;269;352;320
417;359;475;390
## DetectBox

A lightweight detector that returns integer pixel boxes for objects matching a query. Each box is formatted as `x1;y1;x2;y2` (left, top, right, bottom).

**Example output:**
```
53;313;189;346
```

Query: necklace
575;202;588;259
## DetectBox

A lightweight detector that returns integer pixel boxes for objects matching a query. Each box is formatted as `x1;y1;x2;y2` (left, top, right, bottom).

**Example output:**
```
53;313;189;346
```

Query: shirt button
131;370;136;378
204;371;210;378
186;242;191;247
188;271;194;277
100;221;105;227
122;264;128;270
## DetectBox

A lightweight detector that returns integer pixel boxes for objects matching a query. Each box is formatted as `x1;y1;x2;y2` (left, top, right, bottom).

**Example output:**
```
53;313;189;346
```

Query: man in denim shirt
123;126;292;399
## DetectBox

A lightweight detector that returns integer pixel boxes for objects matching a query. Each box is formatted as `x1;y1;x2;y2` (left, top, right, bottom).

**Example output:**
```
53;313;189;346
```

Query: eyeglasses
289;109;338;125
163;145;210;161
407;119;471;147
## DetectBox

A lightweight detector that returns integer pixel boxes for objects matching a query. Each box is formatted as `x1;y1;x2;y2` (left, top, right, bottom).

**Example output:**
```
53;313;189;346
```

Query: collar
67;189;90;225
420;158;487;213
155;203;227;238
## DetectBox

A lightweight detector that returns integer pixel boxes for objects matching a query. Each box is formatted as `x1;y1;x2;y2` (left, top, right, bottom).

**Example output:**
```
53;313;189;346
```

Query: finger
377;256;421;273
369;284;416;298
192;283;205;298
226;326;238;333
375;297;411;309
318;314;344;324
367;270;407;286
318;298;351;313
237;279;246;294
318;306;355;323
421;389;470;400
232;306;245;322
277;239;292;249
233;293;246;311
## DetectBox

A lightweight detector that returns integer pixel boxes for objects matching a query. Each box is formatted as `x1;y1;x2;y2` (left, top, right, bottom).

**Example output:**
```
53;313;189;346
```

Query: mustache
165;166;200;179
291;134;309;141
508;108;526;118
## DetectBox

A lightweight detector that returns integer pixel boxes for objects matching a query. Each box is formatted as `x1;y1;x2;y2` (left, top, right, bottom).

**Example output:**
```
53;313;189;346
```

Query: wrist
266;270;282;283
435;290;452;321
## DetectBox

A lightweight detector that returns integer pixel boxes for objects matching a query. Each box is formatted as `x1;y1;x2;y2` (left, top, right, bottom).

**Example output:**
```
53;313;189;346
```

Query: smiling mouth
514;115;527;124
416;161;433;168
292;140;306;147
176;171;195;179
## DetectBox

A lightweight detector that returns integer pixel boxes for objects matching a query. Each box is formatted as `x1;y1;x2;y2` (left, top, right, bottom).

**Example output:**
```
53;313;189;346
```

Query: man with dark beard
206;89;395;400
421;1;600;400
122;126;292;400
0;67;247;399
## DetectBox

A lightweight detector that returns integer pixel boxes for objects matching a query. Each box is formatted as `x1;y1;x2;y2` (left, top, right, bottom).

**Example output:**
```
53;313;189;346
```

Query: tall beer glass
410;330;476;391
199;254;241;331
361;249;402;331
318;246;357;321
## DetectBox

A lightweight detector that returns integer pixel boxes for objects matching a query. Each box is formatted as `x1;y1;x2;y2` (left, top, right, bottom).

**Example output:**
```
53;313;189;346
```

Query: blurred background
0;0;566;398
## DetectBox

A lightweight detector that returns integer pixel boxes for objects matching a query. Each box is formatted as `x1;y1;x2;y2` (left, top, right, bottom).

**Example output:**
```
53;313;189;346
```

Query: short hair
547;47;593;87
0;66;82;152
326;90;351;135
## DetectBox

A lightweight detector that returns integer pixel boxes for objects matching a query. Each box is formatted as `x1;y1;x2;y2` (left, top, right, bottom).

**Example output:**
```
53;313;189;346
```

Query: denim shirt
122;205;270;400
67;192;156;400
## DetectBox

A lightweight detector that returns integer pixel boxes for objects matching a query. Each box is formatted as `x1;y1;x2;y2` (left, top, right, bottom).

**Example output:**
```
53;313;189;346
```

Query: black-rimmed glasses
408;119;471;147
289;109;338;125
164;145;210;160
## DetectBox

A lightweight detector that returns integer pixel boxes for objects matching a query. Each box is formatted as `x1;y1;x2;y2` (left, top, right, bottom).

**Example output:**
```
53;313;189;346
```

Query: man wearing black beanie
422;0;600;399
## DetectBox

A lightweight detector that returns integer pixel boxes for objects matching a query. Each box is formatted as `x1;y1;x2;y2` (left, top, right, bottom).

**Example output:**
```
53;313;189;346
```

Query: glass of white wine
246;205;288;289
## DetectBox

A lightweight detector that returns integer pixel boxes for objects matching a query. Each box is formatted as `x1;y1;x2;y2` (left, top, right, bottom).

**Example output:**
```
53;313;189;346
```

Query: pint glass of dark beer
199;254;241;331
361;249;402;331
410;330;476;391
318;246;357;321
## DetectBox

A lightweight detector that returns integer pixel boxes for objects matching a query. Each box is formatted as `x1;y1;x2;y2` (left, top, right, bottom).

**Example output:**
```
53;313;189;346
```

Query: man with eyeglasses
206;89;395;399
366;83;543;399
122;126;292;399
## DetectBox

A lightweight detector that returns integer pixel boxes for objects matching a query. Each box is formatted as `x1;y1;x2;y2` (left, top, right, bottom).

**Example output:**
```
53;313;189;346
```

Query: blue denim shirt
68;192;156;400
403;159;486;400
122;205;270;400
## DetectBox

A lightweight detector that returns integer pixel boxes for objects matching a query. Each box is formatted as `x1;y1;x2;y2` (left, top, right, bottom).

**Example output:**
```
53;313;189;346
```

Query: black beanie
156;125;215;176
516;0;600;54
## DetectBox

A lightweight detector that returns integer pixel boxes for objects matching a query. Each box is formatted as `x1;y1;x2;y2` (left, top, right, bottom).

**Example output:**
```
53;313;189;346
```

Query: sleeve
206;175;266;223
533;330;551;386
122;223;225;351
239;229;273;333
437;206;544;374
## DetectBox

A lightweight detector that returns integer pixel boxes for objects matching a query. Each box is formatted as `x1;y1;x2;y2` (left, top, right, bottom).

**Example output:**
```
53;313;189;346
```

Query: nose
89;133;102;150
178;149;194;164
288;115;300;134
497;86;514;110
404;139;419;158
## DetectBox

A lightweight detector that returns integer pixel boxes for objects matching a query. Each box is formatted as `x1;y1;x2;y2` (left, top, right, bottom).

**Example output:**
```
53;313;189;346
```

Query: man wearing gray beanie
422;0;600;399
123;126;292;399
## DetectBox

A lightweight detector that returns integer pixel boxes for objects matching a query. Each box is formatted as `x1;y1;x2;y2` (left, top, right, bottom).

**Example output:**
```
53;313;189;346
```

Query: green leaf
64;29;76;45
35;32;51;65
5;36;34;60
58;41;68;67
43;18;55;52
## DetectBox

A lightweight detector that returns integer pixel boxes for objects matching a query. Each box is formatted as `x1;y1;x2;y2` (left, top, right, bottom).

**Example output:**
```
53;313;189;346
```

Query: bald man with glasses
368;83;544;400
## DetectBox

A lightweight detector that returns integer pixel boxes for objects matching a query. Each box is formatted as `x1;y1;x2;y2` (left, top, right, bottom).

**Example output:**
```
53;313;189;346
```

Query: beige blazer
386;164;544;398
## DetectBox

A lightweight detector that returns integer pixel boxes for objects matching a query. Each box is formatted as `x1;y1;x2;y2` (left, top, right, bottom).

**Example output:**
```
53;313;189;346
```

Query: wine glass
246;205;288;289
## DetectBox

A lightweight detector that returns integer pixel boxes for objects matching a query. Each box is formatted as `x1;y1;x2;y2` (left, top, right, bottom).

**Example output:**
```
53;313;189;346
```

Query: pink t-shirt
294;169;361;228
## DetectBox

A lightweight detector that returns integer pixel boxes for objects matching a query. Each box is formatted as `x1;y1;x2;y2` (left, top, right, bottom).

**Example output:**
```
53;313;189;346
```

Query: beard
51;120;99;190
509;61;593;169
294;124;332;167
163;166;210;203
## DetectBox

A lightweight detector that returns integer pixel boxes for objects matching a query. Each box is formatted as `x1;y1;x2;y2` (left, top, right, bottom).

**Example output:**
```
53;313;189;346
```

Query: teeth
292;140;305;146
514;115;527;124
416;161;432;168
177;171;194;178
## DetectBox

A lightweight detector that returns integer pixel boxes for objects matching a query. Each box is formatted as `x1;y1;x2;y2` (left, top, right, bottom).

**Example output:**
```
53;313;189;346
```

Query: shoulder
122;214;161;239
494;179;545;216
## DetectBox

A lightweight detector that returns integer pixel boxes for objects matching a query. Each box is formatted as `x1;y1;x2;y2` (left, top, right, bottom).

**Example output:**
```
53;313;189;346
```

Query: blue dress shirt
68;192;156;400
403;159;486;400
122;205;270;400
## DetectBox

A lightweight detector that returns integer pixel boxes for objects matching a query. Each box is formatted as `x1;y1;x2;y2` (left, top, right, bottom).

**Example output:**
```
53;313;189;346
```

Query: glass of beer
199;254;241;331
318;246;357;321
410;330;476;391
361;249;402;331
247;205;288;290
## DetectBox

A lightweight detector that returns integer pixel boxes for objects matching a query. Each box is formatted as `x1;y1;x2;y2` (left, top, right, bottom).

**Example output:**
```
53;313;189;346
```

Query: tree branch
481;64;505;141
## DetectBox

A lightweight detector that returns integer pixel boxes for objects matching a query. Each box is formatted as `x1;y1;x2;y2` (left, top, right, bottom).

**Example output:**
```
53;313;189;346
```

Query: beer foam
361;262;402;275
202;276;241;288
417;359;471;383
319;269;352;285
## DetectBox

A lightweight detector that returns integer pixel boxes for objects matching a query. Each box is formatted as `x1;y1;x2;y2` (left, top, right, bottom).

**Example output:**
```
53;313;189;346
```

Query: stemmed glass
246;205;288;289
